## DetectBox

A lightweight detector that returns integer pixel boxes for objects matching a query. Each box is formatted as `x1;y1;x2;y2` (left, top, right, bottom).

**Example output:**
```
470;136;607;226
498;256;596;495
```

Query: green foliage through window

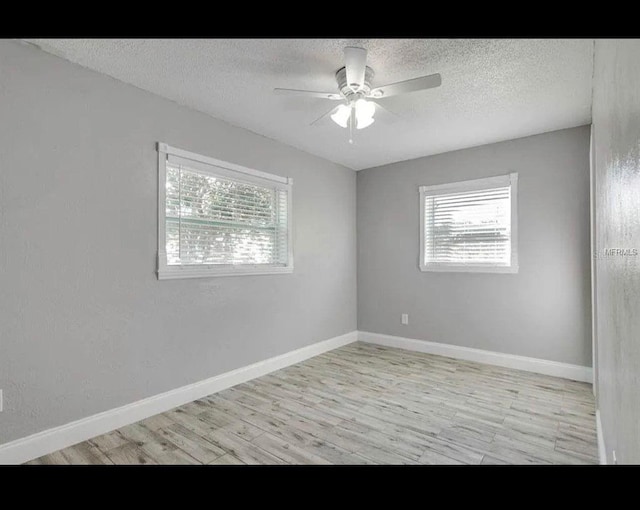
166;164;289;266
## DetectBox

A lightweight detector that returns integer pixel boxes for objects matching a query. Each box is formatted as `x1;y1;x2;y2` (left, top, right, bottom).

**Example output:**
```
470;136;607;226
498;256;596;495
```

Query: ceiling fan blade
274;88;342;100
344;47;367;91
370;73;441;99
310;105;341;126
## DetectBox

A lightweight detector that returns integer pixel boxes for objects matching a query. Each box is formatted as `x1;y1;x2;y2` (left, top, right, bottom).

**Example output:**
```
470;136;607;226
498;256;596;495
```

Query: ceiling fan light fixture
355;98;375;130
330;104;351;128
356;115;375;130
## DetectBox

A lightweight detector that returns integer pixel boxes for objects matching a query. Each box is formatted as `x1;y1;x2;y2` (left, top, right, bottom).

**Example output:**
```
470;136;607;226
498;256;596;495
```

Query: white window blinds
158;144;292;279
420;173;518;273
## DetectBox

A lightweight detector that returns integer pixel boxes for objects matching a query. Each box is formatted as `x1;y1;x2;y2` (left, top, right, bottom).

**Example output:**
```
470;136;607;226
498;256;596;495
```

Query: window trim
419;173;518;274
157;143;294;280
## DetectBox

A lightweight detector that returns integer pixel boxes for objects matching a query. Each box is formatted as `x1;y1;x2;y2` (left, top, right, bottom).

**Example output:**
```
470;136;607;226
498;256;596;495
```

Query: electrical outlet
401;313;409;325
613;450;617;464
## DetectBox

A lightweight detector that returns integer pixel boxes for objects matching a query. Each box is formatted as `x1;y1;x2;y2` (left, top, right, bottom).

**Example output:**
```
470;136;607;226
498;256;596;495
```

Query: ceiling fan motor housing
336;66;375;100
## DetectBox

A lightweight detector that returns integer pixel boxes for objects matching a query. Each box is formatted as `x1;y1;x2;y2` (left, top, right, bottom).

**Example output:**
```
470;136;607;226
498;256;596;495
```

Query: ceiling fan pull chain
349;105;354;144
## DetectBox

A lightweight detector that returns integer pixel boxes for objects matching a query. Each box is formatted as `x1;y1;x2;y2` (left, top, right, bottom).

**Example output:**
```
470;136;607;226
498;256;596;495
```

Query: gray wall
358;126;592;366
0;40;357;445
592;39;640;463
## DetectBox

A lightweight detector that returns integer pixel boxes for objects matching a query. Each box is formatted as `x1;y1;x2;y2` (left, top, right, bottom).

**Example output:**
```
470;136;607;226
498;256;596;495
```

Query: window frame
419;173;518;274
157;143;293;280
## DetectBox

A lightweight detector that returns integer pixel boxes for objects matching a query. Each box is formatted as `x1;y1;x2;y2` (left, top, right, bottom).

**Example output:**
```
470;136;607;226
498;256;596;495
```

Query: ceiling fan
274;46;442;142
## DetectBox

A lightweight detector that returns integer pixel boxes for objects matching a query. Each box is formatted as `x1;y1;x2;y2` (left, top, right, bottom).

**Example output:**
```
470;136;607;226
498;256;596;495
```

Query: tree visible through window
158;144;292;279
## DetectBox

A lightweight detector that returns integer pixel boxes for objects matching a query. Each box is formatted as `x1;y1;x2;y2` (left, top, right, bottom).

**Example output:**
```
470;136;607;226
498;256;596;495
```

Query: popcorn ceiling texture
26;39;594;170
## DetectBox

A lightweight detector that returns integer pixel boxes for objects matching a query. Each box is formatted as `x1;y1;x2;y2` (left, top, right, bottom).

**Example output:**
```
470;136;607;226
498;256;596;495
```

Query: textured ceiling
26;39;594;170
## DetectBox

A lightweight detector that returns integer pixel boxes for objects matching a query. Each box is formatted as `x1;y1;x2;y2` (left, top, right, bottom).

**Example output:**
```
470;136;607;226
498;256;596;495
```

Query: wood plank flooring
26;343;598;465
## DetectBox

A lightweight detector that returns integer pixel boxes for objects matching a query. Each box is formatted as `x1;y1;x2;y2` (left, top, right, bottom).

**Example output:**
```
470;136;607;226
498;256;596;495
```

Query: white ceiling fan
274;46;442;142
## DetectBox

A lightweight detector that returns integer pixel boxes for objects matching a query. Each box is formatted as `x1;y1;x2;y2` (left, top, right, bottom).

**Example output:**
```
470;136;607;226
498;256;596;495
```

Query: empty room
1;38;638;466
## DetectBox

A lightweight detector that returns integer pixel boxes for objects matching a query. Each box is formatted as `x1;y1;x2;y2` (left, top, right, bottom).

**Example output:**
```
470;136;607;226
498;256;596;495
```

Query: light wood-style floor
27;343;598;465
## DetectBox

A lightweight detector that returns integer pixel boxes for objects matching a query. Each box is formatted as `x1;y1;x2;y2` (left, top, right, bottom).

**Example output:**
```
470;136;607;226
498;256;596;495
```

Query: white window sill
158;266;294;280
420;264;519;274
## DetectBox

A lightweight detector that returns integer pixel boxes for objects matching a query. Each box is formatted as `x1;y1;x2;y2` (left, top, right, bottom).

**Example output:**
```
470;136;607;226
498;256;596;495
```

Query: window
419;173;518;273
157;143;293;279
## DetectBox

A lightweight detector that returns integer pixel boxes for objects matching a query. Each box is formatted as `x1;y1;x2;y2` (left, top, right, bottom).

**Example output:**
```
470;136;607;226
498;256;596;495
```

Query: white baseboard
0;330;358;465
596;409;606;464
358;331;593;383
